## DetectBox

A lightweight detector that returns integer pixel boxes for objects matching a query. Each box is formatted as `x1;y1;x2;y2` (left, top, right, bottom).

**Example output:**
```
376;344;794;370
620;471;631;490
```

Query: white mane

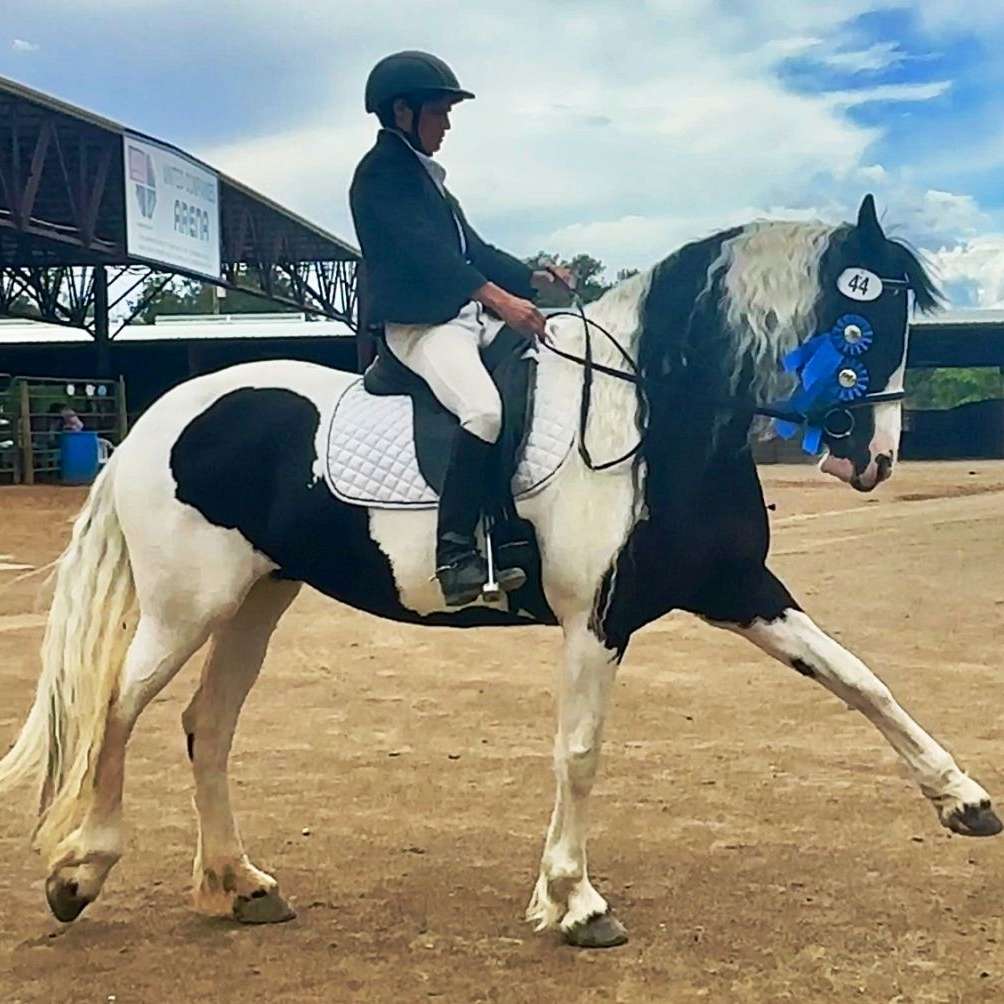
703;220;837;402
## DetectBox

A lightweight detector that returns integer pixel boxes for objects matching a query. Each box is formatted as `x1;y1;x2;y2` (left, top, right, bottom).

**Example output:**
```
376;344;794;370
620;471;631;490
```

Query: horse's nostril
876;453;893;479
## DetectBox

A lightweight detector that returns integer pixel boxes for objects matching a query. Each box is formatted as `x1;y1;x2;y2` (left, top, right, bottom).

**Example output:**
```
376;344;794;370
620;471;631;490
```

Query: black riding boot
436;429;525;606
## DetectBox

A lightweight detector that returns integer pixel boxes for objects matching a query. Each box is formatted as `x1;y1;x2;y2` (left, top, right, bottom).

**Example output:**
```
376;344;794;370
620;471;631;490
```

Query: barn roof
0;75;360;333
0;74;359;269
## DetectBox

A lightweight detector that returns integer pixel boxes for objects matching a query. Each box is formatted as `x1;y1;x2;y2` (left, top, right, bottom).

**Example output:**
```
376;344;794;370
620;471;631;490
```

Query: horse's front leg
526;614;628;948
708;568;1002;837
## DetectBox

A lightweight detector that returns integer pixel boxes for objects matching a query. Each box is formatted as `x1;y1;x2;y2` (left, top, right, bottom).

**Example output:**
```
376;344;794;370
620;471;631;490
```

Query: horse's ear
856;194;885;244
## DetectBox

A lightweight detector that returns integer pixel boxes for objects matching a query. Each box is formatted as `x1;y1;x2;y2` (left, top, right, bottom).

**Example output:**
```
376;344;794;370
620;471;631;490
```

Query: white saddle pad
324;352;575;509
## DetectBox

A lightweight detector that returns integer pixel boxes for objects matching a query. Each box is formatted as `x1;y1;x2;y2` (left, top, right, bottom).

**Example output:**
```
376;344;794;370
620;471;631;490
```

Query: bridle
539;268;913;470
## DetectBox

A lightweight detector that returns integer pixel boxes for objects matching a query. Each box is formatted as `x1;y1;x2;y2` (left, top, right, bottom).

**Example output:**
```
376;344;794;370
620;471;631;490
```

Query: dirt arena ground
2;461;1004;1003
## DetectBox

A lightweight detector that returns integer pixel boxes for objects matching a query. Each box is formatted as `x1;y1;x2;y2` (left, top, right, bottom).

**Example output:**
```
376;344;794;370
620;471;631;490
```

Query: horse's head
811;195;940;491
630;198;941;512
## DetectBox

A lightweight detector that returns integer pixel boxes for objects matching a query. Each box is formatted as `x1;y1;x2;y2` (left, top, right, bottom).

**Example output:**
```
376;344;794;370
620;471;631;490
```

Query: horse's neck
551;273;649;368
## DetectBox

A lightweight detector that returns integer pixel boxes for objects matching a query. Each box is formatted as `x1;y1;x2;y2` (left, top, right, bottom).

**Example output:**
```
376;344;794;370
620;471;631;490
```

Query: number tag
837;267;882;302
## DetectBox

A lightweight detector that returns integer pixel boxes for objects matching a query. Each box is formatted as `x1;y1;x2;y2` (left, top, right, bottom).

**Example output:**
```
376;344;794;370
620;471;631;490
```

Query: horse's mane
629;217;942;408
702;221;836;403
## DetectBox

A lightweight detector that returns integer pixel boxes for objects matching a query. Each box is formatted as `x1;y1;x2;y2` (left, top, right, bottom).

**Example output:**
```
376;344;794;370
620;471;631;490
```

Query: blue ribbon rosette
773;314;873;454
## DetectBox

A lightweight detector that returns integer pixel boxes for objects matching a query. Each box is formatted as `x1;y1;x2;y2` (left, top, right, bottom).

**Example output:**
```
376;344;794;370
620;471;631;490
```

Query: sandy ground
1;461;1003;1003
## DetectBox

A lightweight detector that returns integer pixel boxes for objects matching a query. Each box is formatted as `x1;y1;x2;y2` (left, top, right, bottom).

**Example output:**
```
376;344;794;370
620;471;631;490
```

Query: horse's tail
0;456;135;856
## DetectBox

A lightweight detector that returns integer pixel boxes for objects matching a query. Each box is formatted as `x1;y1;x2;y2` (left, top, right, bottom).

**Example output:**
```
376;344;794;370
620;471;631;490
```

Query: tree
131;270;300;324
0;292;41;319
524;251;633;305
905;367;1004;410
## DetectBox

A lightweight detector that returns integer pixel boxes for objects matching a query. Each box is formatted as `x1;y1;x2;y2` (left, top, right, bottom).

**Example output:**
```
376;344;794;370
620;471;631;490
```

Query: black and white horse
1;195;998;947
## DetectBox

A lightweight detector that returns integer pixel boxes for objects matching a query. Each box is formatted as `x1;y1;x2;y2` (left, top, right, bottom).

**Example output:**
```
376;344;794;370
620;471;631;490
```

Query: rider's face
416;98;453;155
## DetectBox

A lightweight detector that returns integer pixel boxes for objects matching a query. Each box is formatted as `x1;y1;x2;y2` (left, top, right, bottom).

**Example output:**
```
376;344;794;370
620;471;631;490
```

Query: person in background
48;403;84;443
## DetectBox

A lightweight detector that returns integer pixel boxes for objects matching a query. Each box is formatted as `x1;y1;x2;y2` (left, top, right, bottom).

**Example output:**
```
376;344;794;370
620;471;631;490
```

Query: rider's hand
474;283;549;342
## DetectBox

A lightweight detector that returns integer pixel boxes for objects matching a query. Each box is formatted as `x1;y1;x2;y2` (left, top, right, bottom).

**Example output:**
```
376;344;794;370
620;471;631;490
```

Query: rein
542;302;646;471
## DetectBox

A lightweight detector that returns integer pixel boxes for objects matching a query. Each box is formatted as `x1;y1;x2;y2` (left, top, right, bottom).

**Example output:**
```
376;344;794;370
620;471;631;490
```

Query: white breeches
385;301;504;444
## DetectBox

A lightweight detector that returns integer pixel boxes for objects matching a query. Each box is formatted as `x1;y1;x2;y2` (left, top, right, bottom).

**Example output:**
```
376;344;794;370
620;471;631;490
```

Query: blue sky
4;1;1004;306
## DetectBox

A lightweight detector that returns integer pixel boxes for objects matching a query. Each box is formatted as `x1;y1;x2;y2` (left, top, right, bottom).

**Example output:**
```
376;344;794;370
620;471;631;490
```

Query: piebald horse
1;195;999;948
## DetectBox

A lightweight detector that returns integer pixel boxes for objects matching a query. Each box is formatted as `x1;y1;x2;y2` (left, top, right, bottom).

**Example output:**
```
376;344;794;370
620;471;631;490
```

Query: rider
350;51;571;607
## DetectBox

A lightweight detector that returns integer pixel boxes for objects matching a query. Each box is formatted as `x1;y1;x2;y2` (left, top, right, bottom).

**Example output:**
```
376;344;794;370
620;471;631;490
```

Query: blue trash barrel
60;431;100;485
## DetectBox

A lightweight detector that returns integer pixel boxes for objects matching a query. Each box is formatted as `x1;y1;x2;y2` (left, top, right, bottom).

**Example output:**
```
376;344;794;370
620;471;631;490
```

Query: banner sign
123;134;221;279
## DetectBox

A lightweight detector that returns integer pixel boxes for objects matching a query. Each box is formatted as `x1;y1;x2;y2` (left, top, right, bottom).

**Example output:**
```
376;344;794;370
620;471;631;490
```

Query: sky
4;0;1004;307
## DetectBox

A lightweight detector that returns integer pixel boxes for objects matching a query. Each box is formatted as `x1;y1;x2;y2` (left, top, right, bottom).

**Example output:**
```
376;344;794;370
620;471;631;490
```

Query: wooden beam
18;378;33;485
909;326;1004;369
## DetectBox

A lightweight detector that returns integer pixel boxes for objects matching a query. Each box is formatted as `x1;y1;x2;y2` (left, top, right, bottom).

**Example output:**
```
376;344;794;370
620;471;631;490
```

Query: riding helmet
364;51;475;113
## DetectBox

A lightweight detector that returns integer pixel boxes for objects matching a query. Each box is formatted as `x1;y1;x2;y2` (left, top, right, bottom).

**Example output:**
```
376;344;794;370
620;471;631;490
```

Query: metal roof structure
0;74;360;366
0;312;354;344
907;309;1004;368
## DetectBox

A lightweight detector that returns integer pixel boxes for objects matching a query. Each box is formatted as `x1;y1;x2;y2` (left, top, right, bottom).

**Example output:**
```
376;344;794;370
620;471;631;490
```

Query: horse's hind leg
45;613;213;922
43;513;268;924
182;576;301;923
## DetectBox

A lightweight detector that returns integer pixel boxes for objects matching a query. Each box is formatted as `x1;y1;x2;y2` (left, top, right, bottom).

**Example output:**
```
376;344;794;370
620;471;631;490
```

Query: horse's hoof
946;800;1004;837
232;889;297;924
45;876;91;924
563;912;629;949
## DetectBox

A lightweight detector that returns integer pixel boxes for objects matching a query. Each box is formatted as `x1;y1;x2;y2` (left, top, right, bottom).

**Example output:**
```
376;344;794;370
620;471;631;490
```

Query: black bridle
538;270;911;470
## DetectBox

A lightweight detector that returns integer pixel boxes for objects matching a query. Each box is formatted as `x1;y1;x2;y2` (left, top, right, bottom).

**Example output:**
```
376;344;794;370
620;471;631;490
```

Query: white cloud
820;41;907;73
914;189;986;236
929;237;1004;308
538;204;836;277
203;1;895;275
825;80;951;107
11;38;39;52
182;2;996;303
858;163;888;183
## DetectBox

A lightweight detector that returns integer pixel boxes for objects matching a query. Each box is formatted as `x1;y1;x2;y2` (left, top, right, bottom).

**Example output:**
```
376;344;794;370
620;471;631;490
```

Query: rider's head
365;51;474;156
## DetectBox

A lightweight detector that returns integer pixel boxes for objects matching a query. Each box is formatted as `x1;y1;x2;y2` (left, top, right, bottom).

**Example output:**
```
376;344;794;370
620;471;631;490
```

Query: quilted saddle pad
324;351;575;509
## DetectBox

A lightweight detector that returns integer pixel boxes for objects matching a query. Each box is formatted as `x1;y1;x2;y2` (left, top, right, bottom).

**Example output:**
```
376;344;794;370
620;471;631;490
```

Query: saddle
361;325;536;512
327;325;563;615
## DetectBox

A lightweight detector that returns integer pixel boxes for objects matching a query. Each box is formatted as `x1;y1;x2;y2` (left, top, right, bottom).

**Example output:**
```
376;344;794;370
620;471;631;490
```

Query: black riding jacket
349;129;536;326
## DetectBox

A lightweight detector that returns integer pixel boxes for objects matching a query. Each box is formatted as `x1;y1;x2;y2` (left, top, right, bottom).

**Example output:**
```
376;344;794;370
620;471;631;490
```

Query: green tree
524;251;635;305
132;271;300;324
905;367;1004;410
0;292;40;319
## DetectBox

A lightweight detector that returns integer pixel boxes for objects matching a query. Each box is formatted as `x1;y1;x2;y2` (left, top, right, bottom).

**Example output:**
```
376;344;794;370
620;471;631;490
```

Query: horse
1;194;999;949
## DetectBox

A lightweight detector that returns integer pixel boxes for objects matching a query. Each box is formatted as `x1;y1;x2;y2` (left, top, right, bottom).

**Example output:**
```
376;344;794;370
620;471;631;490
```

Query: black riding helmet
365;51;475;114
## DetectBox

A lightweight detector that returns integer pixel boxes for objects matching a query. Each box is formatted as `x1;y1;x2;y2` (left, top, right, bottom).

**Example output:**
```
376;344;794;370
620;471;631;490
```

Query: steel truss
0;259;358;336
0;77;360;334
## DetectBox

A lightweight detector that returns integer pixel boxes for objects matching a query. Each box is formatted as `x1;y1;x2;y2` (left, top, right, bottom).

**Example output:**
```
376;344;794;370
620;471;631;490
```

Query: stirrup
482;522;527;602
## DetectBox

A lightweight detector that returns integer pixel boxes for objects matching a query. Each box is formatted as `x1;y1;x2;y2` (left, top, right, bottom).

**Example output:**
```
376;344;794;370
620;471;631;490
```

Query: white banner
123;134;221;280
